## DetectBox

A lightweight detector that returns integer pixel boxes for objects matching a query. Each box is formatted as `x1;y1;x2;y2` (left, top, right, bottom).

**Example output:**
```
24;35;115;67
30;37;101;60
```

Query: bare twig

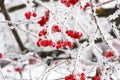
0;0;28;52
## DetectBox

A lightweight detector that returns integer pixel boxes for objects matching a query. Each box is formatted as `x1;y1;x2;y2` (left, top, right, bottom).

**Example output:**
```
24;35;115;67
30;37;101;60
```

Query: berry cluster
61;0;79;7
65;30;83;39
36;38;73;49
56;40;73;49
52;25;61;33
39;29;47;36
24;11;37;20
37;10;50;26
104;51;114;58
37;38;54;47
64;73;86;80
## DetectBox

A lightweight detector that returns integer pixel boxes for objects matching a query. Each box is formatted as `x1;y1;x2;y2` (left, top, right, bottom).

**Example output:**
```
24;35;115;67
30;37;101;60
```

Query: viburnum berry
61;0;78;7
80;73;85;80
29;57;37;64
64;74;76;80
45;10;50;16
104;51;114;58
92;76;100;80
15;67;23;72
68;0;78;6
52;25;61;33
36;38;42;47
39;29;47;36
83;2;90;10
61;0;67;3
24;11;32;20
32;12;37;17
65;2;71;7
0;53;3;59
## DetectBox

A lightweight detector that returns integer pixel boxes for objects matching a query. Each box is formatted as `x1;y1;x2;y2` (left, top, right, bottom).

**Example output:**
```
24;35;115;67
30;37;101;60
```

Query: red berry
36;38;42;47
24;11;32;20
45;10;50;16
64;74;76;80
65;30;82;39
61;0;67;3
56;40;63;49
29;57;37;64
67;41;73;48
66;2;71;7
104;51;114;58
80;73;85;80
39;29;47;36
68;0;78;6
83;2;90;10
0;53;3;59
52;25;61;33
92;76;100;80
32;12;37;17
37;16;49;26
15;67;23;72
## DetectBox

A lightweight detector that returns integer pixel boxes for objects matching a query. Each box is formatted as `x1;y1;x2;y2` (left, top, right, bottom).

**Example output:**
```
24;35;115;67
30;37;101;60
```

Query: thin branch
0;0;28;52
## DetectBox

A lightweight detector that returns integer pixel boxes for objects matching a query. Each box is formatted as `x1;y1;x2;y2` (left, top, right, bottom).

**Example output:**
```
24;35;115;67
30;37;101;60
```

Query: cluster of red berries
37;10;50;26
24;11;37;20
37;38;54;47
0;53;3;59
64;73;86;80
36;38;73;49
61;0;78;7
52;25;61;33
39;29;47;36
56;40;73;49
65;30;83;39
15;67;23;72
104;51;114;58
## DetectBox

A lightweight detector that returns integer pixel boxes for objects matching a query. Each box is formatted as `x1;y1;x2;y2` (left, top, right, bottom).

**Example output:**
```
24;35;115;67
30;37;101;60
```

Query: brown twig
0;0;28;52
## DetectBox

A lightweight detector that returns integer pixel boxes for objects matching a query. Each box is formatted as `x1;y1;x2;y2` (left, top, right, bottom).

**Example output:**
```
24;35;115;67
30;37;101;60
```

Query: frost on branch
0;0;120;80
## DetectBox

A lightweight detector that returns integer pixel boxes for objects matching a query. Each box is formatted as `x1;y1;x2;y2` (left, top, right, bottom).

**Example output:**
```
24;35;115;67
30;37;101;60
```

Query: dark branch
0;0;28;52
